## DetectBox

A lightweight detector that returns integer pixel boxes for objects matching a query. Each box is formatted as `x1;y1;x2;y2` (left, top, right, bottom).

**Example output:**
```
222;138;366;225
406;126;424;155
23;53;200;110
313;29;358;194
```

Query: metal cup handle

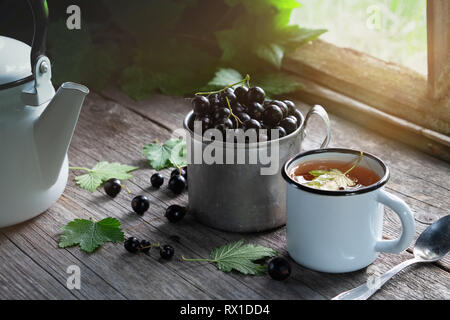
302;105;331;149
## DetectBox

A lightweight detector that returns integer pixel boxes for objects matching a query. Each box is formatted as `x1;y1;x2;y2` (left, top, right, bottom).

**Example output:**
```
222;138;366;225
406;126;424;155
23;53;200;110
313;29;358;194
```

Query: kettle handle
28;0;49;72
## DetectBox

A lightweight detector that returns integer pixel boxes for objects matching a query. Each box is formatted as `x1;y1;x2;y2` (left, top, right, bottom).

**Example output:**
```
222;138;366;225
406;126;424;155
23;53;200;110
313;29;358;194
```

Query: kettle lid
0;36;33;88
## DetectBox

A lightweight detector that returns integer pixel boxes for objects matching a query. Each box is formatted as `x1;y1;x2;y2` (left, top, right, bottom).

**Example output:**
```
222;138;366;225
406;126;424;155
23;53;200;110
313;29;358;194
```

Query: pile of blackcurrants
191;84;302;142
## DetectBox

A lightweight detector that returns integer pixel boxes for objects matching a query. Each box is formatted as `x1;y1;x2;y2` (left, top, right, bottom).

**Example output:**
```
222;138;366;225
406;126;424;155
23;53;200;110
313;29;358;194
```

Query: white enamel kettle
0;0;89;227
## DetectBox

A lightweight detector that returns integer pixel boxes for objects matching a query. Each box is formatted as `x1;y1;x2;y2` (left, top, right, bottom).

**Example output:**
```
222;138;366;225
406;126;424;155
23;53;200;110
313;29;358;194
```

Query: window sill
284;40;450;162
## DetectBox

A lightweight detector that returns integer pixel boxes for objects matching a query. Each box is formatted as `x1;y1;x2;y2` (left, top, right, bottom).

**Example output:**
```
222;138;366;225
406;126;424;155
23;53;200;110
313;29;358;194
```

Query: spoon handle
332;258;419;300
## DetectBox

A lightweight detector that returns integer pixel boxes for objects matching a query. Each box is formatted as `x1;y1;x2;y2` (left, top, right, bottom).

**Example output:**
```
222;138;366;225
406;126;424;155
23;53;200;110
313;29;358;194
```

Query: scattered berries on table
131;195;150;215
124;237;141;253
140;239;152;253
104;178;122;198
160;244;175;260
150;173;164;188
268;257;291;281
168;175;186;194
171;167;187;180
165;205;187;223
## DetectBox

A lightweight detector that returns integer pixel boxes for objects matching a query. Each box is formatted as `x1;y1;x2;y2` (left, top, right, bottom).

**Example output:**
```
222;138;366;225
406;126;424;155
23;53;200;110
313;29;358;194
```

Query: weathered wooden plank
33;193;213;300
2;220;127;300
0;233;77;300
66;92;449;299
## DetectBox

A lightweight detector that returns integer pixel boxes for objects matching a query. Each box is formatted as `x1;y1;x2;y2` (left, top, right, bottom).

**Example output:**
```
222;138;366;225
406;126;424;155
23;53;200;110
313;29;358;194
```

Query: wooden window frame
283;0;450;161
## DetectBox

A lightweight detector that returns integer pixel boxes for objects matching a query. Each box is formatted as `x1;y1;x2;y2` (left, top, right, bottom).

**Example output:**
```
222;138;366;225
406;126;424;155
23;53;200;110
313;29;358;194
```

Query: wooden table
1;90;449;300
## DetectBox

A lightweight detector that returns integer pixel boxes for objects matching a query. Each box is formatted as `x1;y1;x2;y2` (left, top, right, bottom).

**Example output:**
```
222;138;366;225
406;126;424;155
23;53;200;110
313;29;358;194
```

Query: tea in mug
289;153;380;191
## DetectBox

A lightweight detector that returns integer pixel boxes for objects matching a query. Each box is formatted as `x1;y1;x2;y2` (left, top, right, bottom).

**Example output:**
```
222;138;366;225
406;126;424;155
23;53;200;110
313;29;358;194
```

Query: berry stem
170;155;182;172
225;97;243;126
69;166;92;172
181;256;216;263
140;243;160;251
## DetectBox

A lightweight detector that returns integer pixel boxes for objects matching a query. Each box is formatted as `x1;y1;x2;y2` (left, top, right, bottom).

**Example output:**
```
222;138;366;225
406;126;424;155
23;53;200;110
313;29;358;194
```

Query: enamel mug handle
303;105;331;149
375;189;415;253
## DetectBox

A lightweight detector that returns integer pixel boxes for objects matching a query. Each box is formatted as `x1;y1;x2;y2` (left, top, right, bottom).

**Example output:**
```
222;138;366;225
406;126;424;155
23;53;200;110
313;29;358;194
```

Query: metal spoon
332;215;450;300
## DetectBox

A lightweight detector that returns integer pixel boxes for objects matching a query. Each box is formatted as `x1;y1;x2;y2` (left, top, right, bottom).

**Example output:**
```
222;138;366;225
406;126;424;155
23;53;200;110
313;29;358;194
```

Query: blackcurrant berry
168;175;186;194
247;87;265;104
231;102;245;114
104;178;121;198
131;195;150;215
208;93;220;107
150;173;164;188
268;126;287;140
292;109;303;127
192;96;211;116
285;115;296;122
247;102;264;121
237;112;251;123
219;88;237;106
271;100;288;118
165;205;187;223
236;112;251;128
160;244;175;260
243;119;262;131
213;108;231;121
284;100;296;116
215;117;235;135
234;86;248;105
140;240;151;253
124;237;141;253
262;105;283;126
171;168;187;180
279;117;298;135
268;257;291;281
194;115;213;132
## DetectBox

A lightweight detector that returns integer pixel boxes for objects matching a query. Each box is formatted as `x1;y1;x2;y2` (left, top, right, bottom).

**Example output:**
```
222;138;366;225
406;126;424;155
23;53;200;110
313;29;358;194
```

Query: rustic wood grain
0;91;448;300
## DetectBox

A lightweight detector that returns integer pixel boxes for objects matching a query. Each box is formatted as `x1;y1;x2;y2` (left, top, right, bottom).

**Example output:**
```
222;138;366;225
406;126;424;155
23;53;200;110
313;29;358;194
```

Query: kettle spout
34;82;89;186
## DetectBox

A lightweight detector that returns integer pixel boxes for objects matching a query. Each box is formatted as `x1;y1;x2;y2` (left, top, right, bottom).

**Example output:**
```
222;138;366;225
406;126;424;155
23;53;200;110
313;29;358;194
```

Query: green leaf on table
59;217;124;253
142;138;187;170
183;240;278;275
71;162;139;192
